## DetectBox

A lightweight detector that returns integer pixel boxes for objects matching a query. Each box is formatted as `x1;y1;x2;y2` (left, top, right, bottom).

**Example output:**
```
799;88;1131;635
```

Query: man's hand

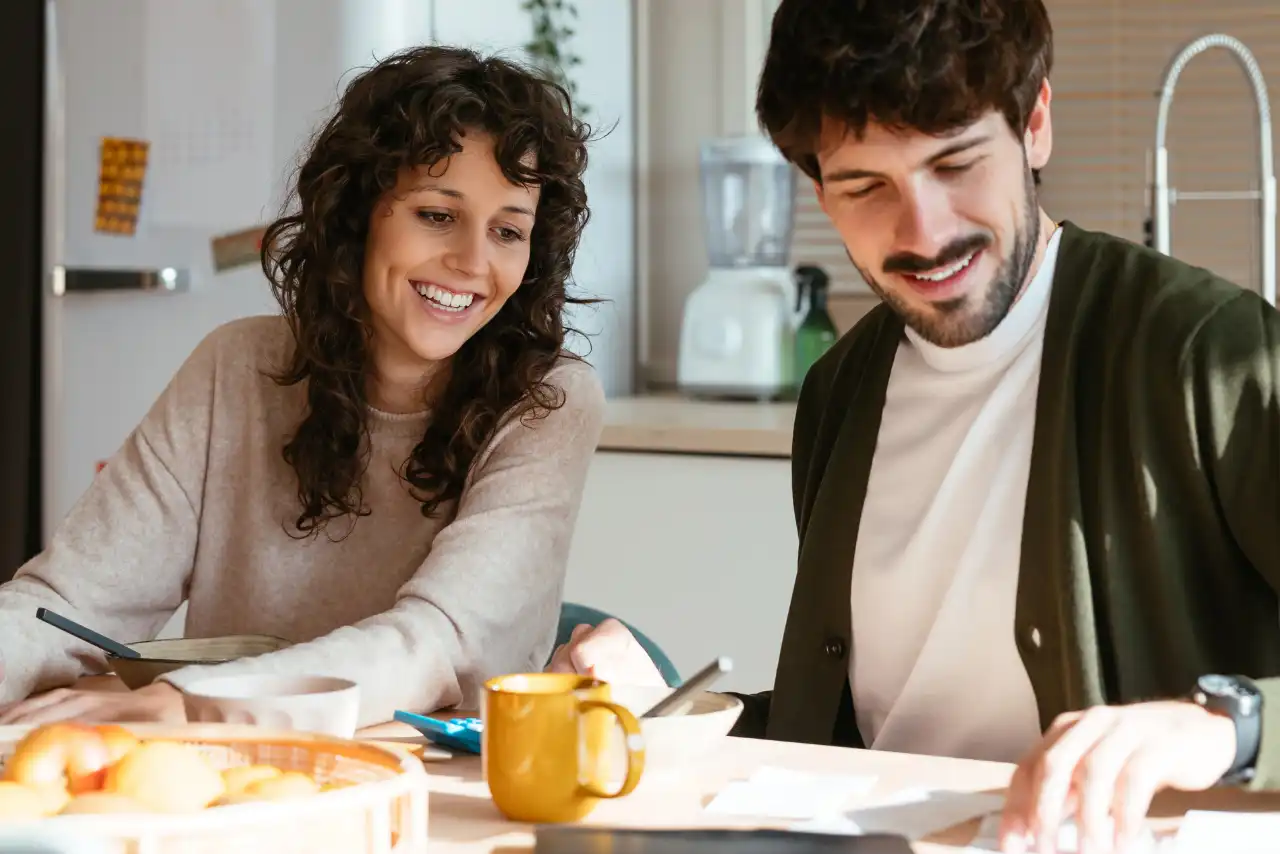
0;681;186;726
999;700;1237;853
545;618;667;687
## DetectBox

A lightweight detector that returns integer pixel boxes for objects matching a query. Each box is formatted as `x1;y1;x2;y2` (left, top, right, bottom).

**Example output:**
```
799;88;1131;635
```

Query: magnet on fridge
211;225;268;273
94;137;149;236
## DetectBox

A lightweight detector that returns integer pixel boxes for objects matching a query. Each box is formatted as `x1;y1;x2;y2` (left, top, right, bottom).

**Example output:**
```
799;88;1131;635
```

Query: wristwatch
1189;674;1263;785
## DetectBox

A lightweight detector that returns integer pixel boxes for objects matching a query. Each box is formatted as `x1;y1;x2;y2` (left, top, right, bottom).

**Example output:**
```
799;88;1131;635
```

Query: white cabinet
564;451;798;694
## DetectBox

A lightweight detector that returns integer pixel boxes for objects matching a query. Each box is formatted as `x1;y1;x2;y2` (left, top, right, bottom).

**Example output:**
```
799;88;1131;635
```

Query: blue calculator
393;710;483;754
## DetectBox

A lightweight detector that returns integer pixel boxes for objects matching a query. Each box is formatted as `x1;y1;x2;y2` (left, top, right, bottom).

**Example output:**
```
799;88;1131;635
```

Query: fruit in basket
215;770;320;805
0;781;49;821
221;763;283;796
243;771;320;799
103;740;226;812
59;792;150;814
2;723;334;818
95;724;140;764
3;722;114;808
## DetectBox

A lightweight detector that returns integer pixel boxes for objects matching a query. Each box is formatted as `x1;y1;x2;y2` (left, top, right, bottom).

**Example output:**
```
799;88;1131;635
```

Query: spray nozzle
794;264;831;312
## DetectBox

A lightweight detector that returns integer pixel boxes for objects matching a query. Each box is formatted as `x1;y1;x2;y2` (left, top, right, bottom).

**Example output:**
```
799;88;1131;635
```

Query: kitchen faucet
1149;34;1276;307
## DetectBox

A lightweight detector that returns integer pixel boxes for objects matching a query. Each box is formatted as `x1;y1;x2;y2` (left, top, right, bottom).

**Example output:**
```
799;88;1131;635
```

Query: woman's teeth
910;252;976;282
415;283;474;312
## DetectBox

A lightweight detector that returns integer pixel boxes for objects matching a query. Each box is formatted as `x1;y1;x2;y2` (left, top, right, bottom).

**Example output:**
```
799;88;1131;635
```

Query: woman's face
362;132;539;397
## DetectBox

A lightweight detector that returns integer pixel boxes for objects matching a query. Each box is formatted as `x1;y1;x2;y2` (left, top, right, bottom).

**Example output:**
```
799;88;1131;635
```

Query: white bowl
605;684;743;774
180;674;360;739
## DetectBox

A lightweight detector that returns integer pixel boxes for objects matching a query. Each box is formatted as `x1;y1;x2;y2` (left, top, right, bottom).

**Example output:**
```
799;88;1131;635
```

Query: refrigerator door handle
51;265;189;295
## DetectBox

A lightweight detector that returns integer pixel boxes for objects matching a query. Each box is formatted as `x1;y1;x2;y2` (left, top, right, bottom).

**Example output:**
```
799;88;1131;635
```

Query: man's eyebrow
821;135;993;184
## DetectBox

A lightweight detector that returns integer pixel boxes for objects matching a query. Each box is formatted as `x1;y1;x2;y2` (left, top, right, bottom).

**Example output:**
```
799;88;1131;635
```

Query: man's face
814;84;1054;347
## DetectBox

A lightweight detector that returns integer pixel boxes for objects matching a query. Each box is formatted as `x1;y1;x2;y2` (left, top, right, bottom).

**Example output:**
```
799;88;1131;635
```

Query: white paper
703;766;878;820
962;811;1161;853
141;0;276;229
791;787;1004;840
1172;810;1280;853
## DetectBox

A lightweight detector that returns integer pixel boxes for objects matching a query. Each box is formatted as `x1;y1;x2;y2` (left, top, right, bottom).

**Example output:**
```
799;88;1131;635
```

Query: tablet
533;826;915;853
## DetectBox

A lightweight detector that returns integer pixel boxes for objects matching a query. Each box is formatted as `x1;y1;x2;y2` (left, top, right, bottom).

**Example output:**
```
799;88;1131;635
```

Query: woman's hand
0;682;186;726
545;618;668;687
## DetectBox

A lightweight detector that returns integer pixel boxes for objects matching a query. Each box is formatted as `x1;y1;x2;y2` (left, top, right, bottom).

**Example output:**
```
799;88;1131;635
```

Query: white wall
433;0;636;396
637;0;779;386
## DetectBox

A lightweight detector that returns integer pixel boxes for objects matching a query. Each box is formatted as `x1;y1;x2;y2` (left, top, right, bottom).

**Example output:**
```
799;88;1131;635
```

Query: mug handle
576;699;646;799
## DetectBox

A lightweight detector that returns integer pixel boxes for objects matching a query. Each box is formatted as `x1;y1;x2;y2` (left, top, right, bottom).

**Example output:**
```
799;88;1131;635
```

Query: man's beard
851;166;1041;348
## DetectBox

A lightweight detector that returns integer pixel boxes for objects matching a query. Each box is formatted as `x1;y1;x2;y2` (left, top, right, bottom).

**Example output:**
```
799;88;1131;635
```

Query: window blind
790;0;1280;297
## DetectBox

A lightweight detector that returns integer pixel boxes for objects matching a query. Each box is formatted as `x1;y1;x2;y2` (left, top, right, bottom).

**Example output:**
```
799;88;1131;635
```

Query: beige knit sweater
0;316;605;725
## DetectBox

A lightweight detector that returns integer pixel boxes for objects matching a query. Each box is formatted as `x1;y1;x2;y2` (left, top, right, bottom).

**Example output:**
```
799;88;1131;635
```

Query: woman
0;45;605;728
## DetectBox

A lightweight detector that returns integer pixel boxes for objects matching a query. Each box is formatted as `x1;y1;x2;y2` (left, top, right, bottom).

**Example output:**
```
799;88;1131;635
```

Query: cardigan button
1025;626;1042;650
824;637;846;659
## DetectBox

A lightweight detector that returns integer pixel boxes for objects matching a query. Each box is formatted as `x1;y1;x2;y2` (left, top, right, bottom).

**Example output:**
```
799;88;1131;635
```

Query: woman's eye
494;227;525;243
417;210;453;225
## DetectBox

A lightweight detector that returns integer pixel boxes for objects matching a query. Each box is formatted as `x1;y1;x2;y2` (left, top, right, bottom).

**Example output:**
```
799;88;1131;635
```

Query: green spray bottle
794;264;838;387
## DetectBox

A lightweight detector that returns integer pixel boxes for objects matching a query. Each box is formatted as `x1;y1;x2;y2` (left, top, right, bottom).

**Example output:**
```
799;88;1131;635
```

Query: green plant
522;0;587;114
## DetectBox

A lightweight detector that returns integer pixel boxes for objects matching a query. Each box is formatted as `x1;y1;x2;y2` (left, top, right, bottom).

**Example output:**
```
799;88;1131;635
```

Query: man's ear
1025;79;1053;171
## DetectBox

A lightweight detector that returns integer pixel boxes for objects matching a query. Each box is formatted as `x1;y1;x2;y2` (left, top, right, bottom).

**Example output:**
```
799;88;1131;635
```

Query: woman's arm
160;360;606;727
0;333;220;704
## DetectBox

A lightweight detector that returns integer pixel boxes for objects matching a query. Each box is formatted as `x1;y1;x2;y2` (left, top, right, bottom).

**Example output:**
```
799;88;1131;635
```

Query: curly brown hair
756;0;1054;182
261;44;594;535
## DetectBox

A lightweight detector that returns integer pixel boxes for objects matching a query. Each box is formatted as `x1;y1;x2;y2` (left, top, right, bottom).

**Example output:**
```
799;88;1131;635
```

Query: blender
676;136;798;400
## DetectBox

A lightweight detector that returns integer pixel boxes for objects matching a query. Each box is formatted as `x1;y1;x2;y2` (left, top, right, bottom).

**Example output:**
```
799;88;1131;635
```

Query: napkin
703;766;878;820
962;810;1161;852
1171;810;1280;853
793;787;1004;840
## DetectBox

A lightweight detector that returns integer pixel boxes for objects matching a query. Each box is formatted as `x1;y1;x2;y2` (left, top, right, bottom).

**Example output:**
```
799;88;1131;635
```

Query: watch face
1198;674;1261;714
1199;674;1236;696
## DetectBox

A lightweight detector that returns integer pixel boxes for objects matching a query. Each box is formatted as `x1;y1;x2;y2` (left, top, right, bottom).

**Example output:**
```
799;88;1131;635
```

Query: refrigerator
42;0;635;562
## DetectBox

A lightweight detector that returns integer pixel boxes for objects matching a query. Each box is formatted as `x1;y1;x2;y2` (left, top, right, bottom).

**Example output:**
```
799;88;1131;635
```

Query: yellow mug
482;673;646;823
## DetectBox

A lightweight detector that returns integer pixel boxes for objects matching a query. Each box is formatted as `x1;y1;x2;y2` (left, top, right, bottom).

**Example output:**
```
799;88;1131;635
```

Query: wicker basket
0;723;429;854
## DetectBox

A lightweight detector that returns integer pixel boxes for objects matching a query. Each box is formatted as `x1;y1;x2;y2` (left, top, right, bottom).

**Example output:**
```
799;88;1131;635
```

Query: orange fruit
60;792;150;814
243;771;319;800
0;781;50;820
95;724;140;764
103;741;225;812
221;764;282;796
4;722;112;795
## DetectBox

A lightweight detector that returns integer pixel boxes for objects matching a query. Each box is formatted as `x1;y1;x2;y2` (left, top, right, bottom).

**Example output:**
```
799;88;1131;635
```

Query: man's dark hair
756;0;1054;182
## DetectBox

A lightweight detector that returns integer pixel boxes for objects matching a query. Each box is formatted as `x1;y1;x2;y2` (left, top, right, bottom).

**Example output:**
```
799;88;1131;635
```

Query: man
550;0;1280;851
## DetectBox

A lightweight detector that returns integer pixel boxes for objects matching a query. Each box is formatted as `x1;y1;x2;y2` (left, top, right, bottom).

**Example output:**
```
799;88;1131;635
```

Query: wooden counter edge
598;424;791;459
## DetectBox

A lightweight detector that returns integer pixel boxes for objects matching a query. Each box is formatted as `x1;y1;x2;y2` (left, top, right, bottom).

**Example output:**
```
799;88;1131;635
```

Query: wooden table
67;677;1280;851
356;722;1280;853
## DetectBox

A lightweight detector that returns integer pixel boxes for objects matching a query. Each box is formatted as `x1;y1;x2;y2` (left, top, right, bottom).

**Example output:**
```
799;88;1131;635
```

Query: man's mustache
882;235;991;275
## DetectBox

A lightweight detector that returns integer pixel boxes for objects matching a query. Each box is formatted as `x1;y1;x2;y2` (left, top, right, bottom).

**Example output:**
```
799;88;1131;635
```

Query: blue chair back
554;602;682;687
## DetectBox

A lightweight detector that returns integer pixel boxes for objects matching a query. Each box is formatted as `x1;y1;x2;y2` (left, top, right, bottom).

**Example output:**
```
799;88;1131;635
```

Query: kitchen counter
598;394;796;458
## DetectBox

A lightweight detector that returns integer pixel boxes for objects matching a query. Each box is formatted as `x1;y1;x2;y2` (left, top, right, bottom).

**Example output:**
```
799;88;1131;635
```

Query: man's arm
726;340;845;738
999;285;1280;849
1187;289;1280;788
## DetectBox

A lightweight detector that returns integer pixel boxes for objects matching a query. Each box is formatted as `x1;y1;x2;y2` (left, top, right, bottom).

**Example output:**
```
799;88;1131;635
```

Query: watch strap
1191;674;1262;785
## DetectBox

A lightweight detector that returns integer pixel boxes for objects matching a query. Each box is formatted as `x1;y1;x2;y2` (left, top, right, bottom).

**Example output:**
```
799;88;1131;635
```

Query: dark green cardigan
731;220;1280;789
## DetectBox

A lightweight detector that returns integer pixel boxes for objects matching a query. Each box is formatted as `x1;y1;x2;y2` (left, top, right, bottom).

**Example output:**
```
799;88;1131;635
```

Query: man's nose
891;183;959;263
